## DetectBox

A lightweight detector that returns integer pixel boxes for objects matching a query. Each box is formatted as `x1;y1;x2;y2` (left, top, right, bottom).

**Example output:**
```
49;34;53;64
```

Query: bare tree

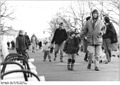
59;1;90;32
49;12;73;33
0;0;14;32
89;0;119;26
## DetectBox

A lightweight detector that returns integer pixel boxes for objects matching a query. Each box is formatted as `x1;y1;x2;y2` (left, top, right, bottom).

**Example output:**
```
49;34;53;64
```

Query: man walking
16;30;27;58
51;22;68;62
81;9;106;71
25;32;31;50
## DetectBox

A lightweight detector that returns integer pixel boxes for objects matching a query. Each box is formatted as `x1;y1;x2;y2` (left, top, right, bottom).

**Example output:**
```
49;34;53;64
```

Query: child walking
63;32;80;71
42;41;52;62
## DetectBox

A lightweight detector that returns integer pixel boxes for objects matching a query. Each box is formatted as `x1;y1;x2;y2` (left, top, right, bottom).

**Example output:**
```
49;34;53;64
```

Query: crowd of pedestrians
5;9;119;72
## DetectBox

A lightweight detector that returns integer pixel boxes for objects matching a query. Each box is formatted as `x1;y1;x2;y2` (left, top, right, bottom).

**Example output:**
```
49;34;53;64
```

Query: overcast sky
5;1;72;39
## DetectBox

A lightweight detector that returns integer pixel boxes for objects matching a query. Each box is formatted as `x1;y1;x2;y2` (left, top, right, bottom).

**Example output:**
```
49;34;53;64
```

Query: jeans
87;45;102;68
54;43;64;60
103;39;111;62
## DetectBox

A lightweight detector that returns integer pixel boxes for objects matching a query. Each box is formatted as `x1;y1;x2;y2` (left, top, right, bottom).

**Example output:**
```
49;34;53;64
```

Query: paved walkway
26;50;120;81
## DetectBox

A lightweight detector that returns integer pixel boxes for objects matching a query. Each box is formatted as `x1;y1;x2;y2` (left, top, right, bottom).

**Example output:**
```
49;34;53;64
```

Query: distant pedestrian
7;41;10;49
31;34;37;53
63;31;79;71
51;22;68;62
11;40;15;50
16;30;28;59
38;41;42;49
42;41;51;62
24;32;31;50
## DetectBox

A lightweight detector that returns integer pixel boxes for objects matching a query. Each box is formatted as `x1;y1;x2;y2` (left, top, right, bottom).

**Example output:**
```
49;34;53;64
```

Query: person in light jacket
81;9;106;71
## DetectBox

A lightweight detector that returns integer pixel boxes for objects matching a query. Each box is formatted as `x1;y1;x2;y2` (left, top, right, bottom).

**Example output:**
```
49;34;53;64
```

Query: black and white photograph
0;0;120;83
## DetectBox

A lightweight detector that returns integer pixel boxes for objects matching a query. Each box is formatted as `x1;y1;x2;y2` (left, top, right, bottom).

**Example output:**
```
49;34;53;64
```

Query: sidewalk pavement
27;50;120;81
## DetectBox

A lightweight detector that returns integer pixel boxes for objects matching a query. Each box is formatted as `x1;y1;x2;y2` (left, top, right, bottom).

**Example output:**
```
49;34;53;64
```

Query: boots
71;59;75;71
87;64;91;69
54;52;57;61
67;59;72;70
95;66;99;71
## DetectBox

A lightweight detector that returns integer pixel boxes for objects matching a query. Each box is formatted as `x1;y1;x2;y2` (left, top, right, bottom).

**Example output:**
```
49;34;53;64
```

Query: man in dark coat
25;32;31;50
51;22;68;62
16;30;27;57
103;16;118;63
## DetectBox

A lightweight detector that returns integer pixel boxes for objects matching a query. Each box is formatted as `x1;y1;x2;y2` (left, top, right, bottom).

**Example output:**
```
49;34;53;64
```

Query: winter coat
16;35;27;51
25;35;31;49
82;18;106;45
103;22;118;44
51;28;68;45
63;37;79;54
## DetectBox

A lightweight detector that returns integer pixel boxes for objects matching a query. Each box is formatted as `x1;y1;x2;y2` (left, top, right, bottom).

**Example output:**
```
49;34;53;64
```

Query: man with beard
81;9;106;71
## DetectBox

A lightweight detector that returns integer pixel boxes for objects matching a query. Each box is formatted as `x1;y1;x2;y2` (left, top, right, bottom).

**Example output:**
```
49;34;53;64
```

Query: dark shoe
67;64;71;70
95;67;99;71
99;60;102;63
92;61;94;63
105;61;109;64
87;64;91;69
70;59;75;71
49;60;51;62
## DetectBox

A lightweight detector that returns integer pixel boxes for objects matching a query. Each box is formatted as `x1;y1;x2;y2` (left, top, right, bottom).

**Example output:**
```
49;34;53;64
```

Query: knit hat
92;9;99;19
104;16;110;23
86;16;91;21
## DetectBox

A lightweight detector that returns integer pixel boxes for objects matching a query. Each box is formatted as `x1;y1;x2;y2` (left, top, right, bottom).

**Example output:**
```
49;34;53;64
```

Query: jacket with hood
82;10;106;45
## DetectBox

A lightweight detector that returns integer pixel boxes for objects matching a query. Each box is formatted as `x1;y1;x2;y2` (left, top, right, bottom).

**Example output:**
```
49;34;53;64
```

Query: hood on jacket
92;9;99;20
